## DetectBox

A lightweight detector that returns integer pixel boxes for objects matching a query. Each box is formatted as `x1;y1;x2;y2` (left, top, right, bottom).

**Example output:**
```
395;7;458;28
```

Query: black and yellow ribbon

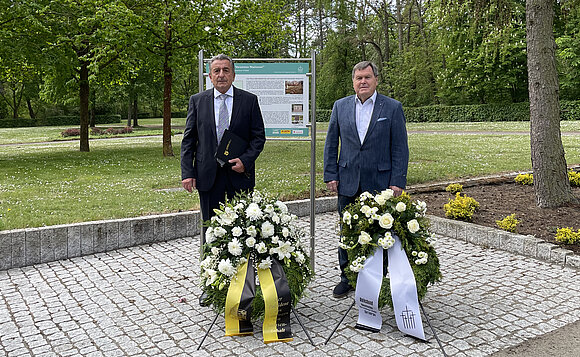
257;259;293;344
225;256;255;336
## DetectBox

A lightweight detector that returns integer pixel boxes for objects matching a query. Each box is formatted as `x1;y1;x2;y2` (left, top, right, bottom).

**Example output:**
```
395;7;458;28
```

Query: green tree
31;0;138;151
555;0;580;100
133;0;222;157
221;0;293;58
432;0;528;104
0;0;43;119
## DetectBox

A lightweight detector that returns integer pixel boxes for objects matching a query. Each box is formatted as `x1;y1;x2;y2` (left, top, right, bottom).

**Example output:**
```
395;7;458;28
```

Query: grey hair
352;61;378;79
209;54;235;73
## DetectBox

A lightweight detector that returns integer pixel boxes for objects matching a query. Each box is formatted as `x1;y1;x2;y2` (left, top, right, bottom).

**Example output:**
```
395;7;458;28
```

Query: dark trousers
198;166;251;244
338;192;360;284
338;189;388;284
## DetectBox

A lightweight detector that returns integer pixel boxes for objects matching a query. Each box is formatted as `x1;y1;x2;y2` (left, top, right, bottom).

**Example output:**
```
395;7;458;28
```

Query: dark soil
411;182;580;254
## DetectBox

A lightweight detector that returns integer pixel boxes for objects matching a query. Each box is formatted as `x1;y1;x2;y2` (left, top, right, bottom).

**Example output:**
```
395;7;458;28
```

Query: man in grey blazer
323;61;409;298
181;54;266;234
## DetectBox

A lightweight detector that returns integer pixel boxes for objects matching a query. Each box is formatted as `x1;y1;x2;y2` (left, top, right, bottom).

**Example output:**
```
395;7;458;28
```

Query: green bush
560;101;580;121
445;183;463;194
404;100;580;122
171;111;187;118
555;227;580;244
38;114;121;126
316;109;332;122
444;193;480;221
0;118;37;128
496;213;520;233
515;173;534;185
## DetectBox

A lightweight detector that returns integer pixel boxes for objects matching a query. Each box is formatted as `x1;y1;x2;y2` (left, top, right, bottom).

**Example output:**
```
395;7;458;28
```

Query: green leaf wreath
340;190;442;309
199;191;313;319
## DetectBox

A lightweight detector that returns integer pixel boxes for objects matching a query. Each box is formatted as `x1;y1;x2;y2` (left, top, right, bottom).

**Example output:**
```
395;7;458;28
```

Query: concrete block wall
0;196;339;271
0;212;200;271
1;195;578;271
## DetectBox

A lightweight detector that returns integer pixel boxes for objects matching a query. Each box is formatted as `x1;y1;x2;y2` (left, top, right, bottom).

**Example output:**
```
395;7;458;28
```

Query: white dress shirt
213;86;234;130
355;91;377;144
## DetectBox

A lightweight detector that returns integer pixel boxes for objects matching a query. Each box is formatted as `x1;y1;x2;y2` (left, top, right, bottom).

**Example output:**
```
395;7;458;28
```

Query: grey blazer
323;93;409;197
180;87;266;192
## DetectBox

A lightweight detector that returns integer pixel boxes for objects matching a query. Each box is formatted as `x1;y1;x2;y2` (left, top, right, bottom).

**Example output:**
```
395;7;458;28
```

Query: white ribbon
355;247;383;332
388;233;425;340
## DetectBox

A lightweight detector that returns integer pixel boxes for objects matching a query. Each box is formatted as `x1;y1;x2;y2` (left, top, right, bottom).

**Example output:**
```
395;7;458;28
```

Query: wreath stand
197;305;315;350
324;299;448;357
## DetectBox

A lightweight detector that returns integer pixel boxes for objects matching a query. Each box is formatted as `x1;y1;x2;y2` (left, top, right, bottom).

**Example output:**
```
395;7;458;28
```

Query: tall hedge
404;100;580;122
315;100;580;122
36;114;122;126
0;118;37;128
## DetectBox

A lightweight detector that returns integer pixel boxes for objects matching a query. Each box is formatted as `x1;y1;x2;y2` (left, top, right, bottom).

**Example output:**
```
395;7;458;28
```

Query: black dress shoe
199;292;210;307
333;282;353;298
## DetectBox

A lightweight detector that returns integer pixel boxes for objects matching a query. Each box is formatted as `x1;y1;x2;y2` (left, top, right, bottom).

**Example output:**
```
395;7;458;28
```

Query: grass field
2;119;580;145
1;121;579;230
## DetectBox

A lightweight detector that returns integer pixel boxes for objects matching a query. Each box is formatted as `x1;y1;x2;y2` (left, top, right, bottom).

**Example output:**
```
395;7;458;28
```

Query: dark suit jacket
323;93;409;197
181;87;266;192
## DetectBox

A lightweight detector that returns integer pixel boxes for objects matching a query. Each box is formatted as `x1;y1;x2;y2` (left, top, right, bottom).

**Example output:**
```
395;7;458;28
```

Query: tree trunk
79;61;90;152
382;1;390;62
12;83;23;119
406;0;413;46
26;97;35;119
127;97;132;127
162;18;174;157
396;0;403;52
89;89;96;128
132;96;138;127
527;0;577;207
317;2;324;49
415;0;427;42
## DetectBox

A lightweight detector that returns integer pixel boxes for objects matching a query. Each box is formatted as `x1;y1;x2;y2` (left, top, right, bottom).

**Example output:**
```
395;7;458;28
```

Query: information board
206;62;310;137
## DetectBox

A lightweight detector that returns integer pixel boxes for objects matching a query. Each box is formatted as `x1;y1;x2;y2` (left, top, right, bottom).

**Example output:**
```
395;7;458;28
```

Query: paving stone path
1;212;579;357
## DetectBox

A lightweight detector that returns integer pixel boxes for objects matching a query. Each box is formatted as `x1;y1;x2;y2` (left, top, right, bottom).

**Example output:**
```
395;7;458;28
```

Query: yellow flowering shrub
555;227;580;244
495;214;520;233
568;170;580;187
443;193;480;221
514;173;533;185
445;183;463;194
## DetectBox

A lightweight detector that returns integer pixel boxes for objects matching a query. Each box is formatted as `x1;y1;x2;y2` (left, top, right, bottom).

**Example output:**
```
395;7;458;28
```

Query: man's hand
229;158;245;173
326;180;339;193
390;185;403;197
182;178;196;192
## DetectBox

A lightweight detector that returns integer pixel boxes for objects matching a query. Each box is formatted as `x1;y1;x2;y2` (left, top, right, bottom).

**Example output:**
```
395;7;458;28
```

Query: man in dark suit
181;54;266;233
323;61;409;298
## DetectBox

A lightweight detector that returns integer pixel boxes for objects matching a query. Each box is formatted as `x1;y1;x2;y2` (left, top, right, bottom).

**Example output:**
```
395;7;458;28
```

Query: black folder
215;129;247;167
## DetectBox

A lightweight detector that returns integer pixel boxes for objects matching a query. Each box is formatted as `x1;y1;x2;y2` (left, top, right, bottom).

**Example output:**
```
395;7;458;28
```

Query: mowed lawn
1;121;579;230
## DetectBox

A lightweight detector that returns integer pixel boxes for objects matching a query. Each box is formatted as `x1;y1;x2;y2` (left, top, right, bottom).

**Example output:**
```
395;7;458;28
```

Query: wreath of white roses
199;191;313;318
340;189;442;309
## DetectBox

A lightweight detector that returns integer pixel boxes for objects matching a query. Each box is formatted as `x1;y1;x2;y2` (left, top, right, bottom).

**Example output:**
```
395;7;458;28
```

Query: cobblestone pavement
1;212;580;357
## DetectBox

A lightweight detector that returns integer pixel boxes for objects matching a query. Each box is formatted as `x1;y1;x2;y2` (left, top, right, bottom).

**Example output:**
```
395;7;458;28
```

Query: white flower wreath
340;190;442;308
199;191;313;318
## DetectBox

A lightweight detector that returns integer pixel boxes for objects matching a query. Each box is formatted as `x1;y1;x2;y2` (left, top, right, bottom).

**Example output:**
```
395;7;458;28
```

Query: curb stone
427;215;577;269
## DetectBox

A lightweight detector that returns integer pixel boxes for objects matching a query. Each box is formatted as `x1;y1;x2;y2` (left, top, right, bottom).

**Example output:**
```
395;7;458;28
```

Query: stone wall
2;195;578;271
0;197;338;271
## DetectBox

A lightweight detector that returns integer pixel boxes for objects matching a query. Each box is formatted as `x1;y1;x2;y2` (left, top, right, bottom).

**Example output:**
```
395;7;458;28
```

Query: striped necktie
217;94;229;143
